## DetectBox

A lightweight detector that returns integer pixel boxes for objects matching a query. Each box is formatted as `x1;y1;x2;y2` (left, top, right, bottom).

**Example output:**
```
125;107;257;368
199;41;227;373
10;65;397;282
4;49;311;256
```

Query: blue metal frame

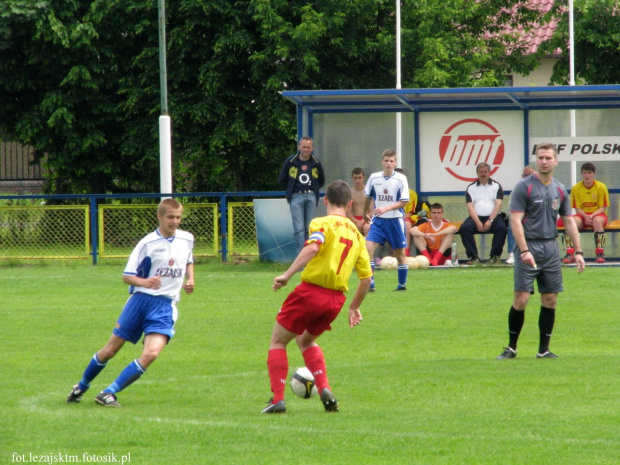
413;111;421;194
296;105;304;140
522;109;530;168
282;85;620;114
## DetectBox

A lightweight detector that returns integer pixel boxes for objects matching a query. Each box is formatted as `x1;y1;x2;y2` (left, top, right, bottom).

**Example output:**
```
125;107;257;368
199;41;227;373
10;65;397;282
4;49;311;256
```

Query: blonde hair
535;142;558;156
158;198;183;216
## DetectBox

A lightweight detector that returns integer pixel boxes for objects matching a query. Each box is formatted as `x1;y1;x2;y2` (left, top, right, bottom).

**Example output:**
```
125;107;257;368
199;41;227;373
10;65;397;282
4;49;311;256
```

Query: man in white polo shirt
459;162;507;265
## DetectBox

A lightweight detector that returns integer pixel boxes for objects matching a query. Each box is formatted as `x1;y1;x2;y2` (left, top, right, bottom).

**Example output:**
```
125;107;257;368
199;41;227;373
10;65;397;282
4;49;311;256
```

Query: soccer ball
290;367;318;399
406;256;419;269
415;255;430;269
380;256;398;270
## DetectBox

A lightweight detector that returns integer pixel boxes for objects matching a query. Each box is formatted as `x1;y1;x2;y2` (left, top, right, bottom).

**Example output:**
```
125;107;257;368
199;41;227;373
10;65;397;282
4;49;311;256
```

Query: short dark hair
580;162;596;173
351;167;364;176
430;203;443;212
325;180;352;207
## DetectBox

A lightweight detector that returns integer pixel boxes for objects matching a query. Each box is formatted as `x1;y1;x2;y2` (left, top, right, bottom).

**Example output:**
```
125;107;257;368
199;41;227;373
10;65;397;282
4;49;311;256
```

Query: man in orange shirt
409;203;458;266
262;180;372;414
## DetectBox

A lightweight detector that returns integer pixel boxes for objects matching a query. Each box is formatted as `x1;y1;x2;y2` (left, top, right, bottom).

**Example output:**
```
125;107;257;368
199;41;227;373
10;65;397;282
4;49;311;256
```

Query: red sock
405;248;410;257
267;349;288;403
302;346;329;392
421;249;432;260
430;250;444;266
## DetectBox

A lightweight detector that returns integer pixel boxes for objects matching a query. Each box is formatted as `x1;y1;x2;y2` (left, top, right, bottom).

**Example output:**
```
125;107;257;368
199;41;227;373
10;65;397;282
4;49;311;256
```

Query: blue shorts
113;292;178;344
366;217;407;250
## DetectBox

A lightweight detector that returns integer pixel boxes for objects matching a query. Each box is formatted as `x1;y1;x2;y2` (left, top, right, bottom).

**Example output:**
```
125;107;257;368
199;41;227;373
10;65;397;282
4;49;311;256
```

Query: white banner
419;112;525;193
529;137;620;161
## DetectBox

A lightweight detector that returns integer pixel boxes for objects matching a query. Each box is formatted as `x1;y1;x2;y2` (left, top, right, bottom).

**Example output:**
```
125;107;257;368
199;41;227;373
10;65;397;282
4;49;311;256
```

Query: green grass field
1;260;618;464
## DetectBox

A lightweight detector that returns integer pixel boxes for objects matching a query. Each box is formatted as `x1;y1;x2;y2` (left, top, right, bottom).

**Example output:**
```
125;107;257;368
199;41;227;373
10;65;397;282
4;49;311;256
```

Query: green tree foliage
1;0;546;194
1;0;153;193
542;0;620;85
402;0;543;87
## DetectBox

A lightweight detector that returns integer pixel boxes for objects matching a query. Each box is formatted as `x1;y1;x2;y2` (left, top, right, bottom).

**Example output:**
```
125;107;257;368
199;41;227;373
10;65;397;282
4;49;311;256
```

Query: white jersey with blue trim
123;229;194;301
364;171;409;219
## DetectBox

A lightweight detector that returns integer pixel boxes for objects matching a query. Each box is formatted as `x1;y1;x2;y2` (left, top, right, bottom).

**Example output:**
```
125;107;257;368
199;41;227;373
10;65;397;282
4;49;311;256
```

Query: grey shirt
510;174;571;241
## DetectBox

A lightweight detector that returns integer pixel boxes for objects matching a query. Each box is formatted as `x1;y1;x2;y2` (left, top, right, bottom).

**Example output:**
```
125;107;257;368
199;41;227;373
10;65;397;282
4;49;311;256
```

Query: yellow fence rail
99;204;219;258
227;202;258;257
0;205;89;259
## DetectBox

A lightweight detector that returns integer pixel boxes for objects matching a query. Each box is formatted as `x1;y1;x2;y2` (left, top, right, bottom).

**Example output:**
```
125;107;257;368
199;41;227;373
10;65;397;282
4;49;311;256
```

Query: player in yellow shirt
262;180;372;414
560;162;610;263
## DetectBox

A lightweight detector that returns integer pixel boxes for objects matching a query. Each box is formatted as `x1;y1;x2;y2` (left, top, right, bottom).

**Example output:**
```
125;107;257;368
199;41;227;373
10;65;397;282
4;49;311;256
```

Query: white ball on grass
380;256;398;270
406;256;420;269
415;255;430;269
290;367;318;399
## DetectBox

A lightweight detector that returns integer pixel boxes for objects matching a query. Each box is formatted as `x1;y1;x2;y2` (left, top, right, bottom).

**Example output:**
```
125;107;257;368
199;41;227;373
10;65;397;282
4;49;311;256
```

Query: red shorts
277;281;346;336
557;213;608;229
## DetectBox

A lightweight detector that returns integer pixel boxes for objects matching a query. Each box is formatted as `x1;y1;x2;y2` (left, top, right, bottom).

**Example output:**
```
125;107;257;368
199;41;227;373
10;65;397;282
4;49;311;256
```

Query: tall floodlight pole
569;0;577;187
396;0;402;167
159;0;173;195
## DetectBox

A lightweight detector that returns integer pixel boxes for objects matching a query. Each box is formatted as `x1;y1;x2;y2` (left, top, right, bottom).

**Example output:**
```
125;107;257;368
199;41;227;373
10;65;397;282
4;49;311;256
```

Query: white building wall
512;57;557;87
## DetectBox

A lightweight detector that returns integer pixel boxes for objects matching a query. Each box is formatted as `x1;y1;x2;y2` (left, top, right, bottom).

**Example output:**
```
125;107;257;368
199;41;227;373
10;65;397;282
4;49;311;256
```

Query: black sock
508;306;525;350
538;306;556;353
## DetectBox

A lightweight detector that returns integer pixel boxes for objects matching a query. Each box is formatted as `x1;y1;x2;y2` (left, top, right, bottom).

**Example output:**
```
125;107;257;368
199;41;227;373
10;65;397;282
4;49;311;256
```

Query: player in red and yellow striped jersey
560;162;610;263
262;180;372;414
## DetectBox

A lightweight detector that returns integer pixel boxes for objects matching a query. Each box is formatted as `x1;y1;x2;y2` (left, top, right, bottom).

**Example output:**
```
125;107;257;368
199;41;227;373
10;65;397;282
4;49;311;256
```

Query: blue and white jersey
364;171;409;219
123;229;194;301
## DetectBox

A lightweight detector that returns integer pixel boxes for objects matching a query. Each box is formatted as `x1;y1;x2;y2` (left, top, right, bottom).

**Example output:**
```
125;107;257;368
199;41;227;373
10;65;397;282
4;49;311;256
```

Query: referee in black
496;142;585;360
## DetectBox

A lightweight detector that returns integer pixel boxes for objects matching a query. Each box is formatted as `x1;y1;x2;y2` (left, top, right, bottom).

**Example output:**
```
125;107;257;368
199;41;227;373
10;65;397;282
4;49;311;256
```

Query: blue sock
397;264;408;288
103;359;145;394
78;353;107;392
370;262;376;288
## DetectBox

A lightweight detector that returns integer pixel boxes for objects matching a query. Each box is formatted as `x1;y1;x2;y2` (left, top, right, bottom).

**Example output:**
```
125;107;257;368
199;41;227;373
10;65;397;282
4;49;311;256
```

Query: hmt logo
438;119;505;182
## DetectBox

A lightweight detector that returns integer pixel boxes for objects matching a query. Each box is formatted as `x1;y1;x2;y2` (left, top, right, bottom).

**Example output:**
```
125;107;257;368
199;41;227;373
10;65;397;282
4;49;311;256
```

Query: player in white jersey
67;198;195;407
124;228;194;301
364;149;410;291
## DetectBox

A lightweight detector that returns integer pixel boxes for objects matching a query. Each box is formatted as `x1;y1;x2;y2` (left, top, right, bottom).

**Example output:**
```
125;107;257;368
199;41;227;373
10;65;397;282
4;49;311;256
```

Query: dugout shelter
281;84;620;260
